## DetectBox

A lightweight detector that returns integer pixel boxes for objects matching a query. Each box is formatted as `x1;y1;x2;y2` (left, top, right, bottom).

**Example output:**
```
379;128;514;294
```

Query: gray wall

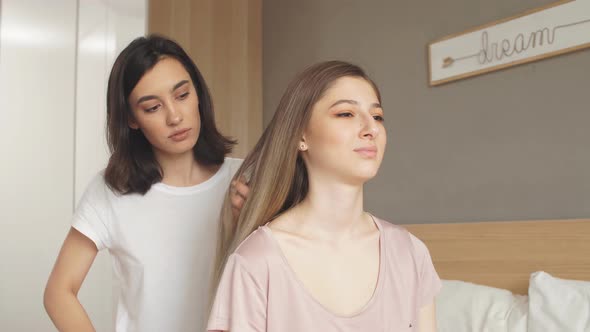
263;0;590;224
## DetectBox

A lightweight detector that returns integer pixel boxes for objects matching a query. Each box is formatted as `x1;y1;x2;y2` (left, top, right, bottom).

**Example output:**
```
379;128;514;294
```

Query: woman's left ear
298;136;308;151
128;117;139;130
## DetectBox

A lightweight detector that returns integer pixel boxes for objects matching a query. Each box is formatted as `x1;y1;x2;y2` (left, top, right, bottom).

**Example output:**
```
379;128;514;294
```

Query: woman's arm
418;300;437;332
44;227;98;332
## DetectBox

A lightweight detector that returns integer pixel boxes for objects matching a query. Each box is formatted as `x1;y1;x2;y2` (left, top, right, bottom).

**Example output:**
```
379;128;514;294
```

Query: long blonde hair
210;60;381;301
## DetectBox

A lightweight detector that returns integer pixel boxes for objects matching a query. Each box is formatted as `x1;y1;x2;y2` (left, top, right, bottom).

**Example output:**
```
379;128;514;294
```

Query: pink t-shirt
207;217;441;331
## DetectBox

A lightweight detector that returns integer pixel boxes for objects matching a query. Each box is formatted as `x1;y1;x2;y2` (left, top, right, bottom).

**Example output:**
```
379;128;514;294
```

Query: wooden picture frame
428;0;590;86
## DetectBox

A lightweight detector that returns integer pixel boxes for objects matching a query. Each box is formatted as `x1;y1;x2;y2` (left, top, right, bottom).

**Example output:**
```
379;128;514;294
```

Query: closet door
75;0;147;200
0;0;146;330
75;1;147;331
0;0;77;330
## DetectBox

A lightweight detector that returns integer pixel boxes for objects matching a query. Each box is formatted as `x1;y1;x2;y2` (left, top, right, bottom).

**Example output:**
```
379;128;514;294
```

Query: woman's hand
230;177;250;219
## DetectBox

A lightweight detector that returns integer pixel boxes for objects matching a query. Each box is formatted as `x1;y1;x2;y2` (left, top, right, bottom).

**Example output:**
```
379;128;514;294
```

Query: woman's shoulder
228;226;277;276
374;216;435;265
223;157;243;177
224;157;244;164
73;171;126;216
372;216;430;253
80;170;116;201
233;226;274;257
372;216;411;239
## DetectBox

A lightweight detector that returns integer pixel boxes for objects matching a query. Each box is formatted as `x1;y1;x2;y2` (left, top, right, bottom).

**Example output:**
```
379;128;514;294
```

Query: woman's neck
156;149;216;187
288;179;370;241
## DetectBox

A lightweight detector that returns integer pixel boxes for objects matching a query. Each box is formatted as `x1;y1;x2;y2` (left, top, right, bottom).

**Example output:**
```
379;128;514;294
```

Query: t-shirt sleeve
71;173;112;251
207;254;267;332
227;157;244;179
409;233;442;308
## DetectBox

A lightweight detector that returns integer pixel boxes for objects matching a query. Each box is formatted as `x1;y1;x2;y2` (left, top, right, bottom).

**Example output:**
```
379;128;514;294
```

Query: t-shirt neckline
151;159;229;195
261;213;385;320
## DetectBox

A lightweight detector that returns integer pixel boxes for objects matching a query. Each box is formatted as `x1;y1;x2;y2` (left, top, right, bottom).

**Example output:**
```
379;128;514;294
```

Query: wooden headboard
404;219;590;295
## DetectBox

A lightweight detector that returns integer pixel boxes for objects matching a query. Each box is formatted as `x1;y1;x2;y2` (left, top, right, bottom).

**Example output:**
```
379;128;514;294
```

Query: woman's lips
169;128;191;142
354;146;377;158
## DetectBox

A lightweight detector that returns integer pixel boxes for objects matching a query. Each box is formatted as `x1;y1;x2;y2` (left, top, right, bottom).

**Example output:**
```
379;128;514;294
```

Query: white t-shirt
72;157;242;332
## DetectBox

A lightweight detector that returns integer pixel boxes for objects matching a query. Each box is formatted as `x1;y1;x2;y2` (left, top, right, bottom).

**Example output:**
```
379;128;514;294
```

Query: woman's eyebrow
329;99;358;108
329;99;381;109
136;80;190;105
171;79;189;92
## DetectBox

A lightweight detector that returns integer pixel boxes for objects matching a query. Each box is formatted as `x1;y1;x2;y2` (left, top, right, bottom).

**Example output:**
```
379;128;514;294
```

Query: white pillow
528;271;590;332
436;280;528;332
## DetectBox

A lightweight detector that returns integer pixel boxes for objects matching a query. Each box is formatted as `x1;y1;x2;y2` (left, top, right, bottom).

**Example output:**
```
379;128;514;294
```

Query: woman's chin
345;169;380;185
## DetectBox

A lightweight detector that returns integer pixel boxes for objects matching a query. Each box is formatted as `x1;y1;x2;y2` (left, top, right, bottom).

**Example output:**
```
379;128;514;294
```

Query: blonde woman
208;61;441;332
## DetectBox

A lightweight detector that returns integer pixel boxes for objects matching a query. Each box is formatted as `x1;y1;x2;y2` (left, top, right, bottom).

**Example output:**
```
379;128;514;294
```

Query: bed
404;219;590;332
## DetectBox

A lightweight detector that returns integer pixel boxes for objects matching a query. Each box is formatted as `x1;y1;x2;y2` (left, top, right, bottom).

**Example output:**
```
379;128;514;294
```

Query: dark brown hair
104;35;235;194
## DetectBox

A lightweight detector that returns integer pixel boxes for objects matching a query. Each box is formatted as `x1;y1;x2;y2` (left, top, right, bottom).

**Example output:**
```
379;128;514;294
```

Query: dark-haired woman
43;35;247;332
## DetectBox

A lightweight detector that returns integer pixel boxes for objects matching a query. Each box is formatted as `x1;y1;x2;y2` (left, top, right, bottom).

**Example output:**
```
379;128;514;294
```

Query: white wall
0;0;146;330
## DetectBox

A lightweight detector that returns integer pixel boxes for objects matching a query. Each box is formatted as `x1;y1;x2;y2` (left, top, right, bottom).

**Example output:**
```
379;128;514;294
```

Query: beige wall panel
149;0;262;158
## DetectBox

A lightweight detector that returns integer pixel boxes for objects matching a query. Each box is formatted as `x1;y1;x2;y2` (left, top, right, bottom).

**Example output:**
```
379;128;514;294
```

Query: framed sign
428;0;590;86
